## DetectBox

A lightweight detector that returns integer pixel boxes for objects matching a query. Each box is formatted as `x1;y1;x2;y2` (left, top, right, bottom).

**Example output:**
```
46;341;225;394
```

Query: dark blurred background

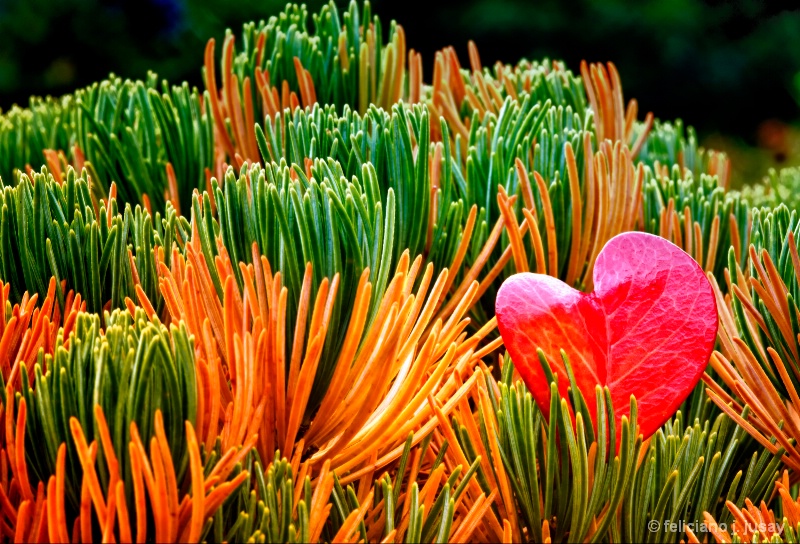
1;0;799;186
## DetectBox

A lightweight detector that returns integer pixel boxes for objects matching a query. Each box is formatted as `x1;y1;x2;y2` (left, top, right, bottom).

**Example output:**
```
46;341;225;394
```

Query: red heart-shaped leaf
495;231;717;440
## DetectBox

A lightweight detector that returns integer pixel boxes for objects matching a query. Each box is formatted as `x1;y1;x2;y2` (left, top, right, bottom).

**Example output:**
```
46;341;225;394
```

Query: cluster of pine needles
2;1;800;542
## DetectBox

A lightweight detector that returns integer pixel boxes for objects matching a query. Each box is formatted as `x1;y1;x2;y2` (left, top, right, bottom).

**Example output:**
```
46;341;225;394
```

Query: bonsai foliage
0;0;799;542
742;167;800;212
